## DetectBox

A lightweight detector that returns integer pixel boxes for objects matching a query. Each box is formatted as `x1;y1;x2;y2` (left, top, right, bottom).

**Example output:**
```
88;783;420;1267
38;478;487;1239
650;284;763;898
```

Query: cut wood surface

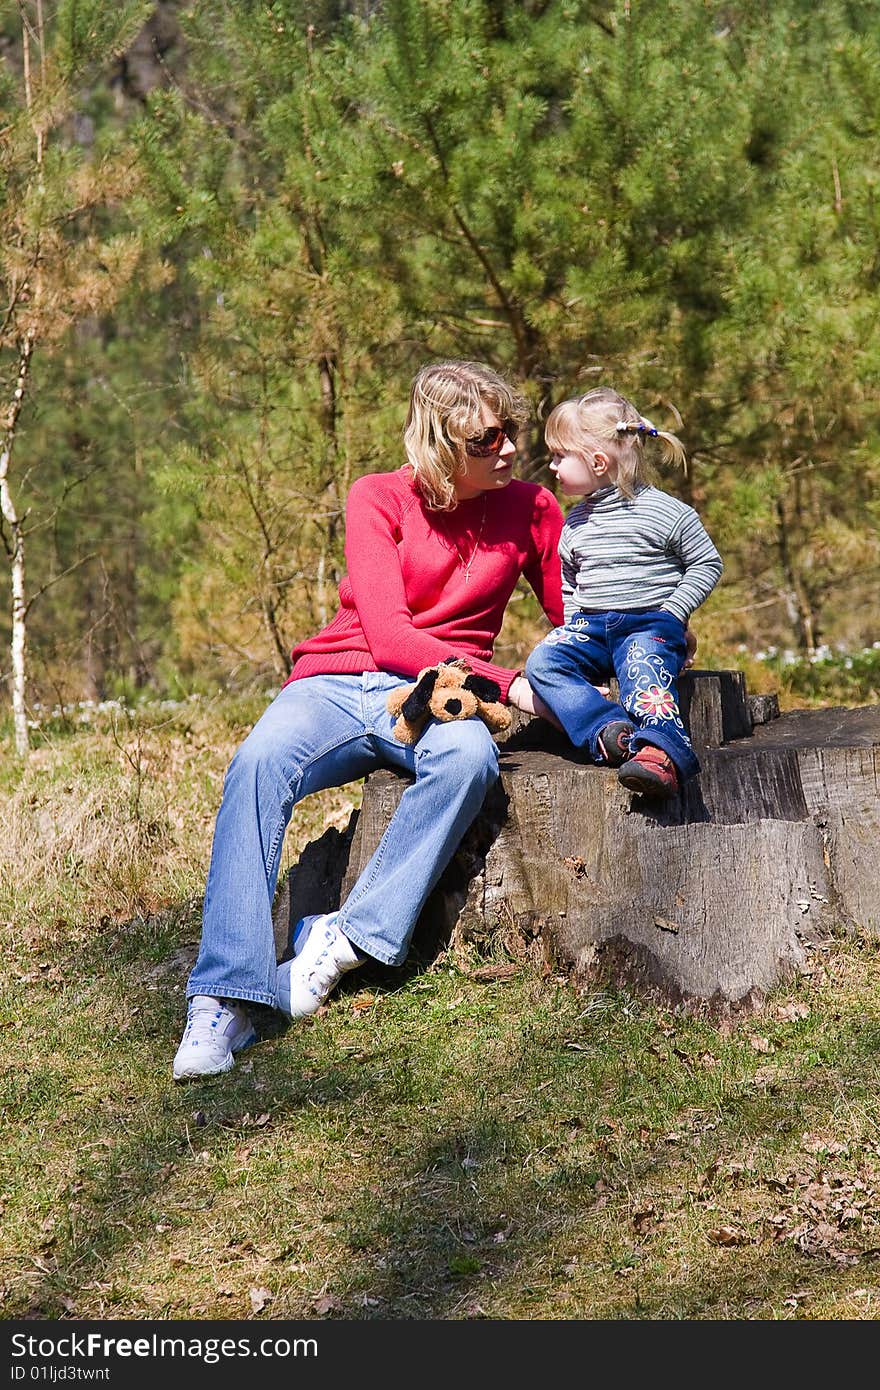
273;672;880;1010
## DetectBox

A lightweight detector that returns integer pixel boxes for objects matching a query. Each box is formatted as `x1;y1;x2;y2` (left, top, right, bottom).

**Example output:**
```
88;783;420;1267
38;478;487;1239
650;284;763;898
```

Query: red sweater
287;466;564;701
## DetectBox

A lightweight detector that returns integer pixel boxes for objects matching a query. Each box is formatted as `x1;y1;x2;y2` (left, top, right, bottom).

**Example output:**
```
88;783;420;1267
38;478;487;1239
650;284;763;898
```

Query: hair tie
614;419;658;438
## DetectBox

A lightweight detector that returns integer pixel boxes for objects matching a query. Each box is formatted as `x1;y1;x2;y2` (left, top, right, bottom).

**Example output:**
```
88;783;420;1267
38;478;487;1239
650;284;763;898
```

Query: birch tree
0;0;156;752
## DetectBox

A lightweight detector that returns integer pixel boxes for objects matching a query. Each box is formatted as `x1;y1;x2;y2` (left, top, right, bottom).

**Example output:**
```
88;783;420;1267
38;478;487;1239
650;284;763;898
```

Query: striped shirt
559;484;722;624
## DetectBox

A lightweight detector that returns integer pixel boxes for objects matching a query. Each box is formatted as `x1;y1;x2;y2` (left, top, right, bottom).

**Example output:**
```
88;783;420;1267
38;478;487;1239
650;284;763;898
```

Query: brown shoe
596;720;635;766
617;745;680;798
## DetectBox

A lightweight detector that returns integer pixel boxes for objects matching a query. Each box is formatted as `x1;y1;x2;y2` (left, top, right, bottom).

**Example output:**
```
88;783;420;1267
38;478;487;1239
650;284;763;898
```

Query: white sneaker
276;912;363;1019
172;995;257;1081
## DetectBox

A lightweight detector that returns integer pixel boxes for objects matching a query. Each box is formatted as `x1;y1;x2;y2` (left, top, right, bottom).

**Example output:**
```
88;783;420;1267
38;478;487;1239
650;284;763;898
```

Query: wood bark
273;672;880;1011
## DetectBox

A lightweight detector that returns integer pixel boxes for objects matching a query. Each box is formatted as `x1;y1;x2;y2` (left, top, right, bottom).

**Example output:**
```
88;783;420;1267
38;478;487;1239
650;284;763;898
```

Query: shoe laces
183;998;237;1044
304;928;351;998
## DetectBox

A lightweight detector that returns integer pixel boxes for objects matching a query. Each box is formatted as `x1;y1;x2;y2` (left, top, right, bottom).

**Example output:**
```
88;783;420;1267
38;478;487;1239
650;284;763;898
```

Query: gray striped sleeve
660;508;723;623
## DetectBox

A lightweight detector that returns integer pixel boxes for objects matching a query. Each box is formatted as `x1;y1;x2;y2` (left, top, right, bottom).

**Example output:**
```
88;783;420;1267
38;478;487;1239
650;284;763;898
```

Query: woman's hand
508;675;564;730
684;626;698;670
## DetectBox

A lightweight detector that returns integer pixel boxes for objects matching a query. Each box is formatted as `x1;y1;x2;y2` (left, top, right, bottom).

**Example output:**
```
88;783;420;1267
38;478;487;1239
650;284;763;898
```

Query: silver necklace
453;495;487;582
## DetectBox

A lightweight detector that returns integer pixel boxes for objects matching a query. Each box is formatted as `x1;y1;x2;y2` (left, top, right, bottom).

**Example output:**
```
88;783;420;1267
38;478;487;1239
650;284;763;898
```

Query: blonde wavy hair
545;387;687;500
403;360;530;511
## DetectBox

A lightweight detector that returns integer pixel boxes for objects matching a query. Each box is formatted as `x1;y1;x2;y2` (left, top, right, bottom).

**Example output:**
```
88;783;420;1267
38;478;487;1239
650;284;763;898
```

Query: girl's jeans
186;673;500;1008
525;609;699;780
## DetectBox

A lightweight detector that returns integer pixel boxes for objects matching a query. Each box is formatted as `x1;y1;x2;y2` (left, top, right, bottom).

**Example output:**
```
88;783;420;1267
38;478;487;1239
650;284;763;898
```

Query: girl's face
549;444;612;497
454;405;518;500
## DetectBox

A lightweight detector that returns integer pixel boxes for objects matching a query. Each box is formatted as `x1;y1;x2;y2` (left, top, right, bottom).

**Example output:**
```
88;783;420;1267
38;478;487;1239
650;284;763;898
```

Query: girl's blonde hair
545;386;687;499
404;360;530;511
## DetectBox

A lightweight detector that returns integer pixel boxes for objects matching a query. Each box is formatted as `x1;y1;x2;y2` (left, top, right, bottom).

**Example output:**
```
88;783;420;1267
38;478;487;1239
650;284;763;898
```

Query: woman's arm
521;487;565;628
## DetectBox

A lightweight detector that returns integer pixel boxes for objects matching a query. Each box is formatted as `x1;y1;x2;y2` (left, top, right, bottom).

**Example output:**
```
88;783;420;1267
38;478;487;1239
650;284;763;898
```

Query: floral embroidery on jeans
633;683;678;720
622;639;692;748
545;622;590;646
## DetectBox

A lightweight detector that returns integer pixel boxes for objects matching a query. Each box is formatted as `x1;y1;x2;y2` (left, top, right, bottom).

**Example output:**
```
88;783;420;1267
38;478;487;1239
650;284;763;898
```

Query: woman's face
453;405;518;500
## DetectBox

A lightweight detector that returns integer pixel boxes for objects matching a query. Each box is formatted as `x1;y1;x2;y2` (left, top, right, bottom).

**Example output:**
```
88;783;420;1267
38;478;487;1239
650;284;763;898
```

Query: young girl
524;387;722;798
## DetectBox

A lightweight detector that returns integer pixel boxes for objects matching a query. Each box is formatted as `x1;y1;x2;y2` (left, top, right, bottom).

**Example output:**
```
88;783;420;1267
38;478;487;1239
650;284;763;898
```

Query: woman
173;359;564;1080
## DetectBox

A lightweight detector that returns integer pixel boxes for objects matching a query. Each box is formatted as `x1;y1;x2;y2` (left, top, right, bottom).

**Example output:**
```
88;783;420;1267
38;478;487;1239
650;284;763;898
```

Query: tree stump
273;672;880;1010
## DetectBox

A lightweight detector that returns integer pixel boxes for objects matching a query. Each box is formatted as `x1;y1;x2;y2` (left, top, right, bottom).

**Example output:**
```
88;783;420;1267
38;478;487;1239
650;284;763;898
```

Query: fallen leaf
707;1225;751;1246
350;994;376;1011
312;1294;342;1316
249;1286;271;1314
776;1001;809;1023
802;1134;849;1157
749;1034;774;1054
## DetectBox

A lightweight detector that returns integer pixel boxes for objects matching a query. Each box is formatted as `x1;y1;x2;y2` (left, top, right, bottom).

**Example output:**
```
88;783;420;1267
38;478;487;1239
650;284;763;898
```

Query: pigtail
614;417;688;492
649;425;688;479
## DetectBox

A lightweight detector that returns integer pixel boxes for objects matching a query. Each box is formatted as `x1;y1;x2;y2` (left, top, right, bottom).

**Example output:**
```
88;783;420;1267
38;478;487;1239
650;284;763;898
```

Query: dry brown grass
3;696;880;1323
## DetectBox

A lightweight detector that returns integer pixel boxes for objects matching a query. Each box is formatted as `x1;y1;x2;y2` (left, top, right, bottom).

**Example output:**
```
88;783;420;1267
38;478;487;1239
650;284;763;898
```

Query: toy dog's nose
444;698;463;715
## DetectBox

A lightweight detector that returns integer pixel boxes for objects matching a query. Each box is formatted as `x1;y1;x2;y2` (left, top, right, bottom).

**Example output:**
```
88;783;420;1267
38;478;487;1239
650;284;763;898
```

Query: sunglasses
464;419;519;457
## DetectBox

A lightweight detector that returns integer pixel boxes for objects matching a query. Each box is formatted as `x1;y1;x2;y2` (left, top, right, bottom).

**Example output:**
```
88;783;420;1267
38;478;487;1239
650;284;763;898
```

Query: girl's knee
525;642;551;683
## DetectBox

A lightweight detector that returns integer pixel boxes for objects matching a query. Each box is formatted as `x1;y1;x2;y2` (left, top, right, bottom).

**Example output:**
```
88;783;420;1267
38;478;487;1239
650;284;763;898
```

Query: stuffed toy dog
387;658;512;745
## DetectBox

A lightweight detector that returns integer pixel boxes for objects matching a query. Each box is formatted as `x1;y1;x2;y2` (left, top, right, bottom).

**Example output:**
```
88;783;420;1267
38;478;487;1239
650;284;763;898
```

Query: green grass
2;702;880;1321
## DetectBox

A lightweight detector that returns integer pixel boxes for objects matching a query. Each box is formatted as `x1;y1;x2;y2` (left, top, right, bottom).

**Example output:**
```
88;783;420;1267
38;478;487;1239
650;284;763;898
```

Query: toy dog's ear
400;667;438;721
462;673;502;703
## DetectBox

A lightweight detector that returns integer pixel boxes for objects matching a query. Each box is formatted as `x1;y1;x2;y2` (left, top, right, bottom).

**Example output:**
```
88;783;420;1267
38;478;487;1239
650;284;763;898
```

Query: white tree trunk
0;334;35;758
0;448;28;756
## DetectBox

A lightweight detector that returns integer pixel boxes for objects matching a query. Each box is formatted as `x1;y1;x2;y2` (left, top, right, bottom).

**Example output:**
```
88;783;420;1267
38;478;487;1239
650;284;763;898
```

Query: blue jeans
186;672;500;1007
525;609;699;780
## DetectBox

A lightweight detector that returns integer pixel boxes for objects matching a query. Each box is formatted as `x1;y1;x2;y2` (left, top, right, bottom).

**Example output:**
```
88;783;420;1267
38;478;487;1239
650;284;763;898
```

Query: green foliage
1;0;879;705
757;644;880;705
54;0;153;81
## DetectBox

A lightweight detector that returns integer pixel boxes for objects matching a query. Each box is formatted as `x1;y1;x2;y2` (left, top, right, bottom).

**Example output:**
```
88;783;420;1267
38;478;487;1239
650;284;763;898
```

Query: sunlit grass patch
2;702;880;1320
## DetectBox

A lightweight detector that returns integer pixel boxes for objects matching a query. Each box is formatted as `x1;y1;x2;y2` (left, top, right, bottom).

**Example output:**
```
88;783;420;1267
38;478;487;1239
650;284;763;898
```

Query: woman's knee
225;724;300;800
419;719;499;790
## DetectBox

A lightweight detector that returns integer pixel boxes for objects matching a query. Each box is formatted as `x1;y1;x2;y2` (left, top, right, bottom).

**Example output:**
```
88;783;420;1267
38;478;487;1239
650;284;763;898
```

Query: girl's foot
596;720;634;766
617;746;680;797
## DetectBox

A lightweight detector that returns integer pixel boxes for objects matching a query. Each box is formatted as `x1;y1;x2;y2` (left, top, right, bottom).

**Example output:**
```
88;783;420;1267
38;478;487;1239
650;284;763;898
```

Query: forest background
1;0;879;756
3;0;880;1324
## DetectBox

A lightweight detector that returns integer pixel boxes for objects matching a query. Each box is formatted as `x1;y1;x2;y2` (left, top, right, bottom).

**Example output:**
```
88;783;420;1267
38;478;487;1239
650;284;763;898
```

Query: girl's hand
684;626;698;670
508;675;564;730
